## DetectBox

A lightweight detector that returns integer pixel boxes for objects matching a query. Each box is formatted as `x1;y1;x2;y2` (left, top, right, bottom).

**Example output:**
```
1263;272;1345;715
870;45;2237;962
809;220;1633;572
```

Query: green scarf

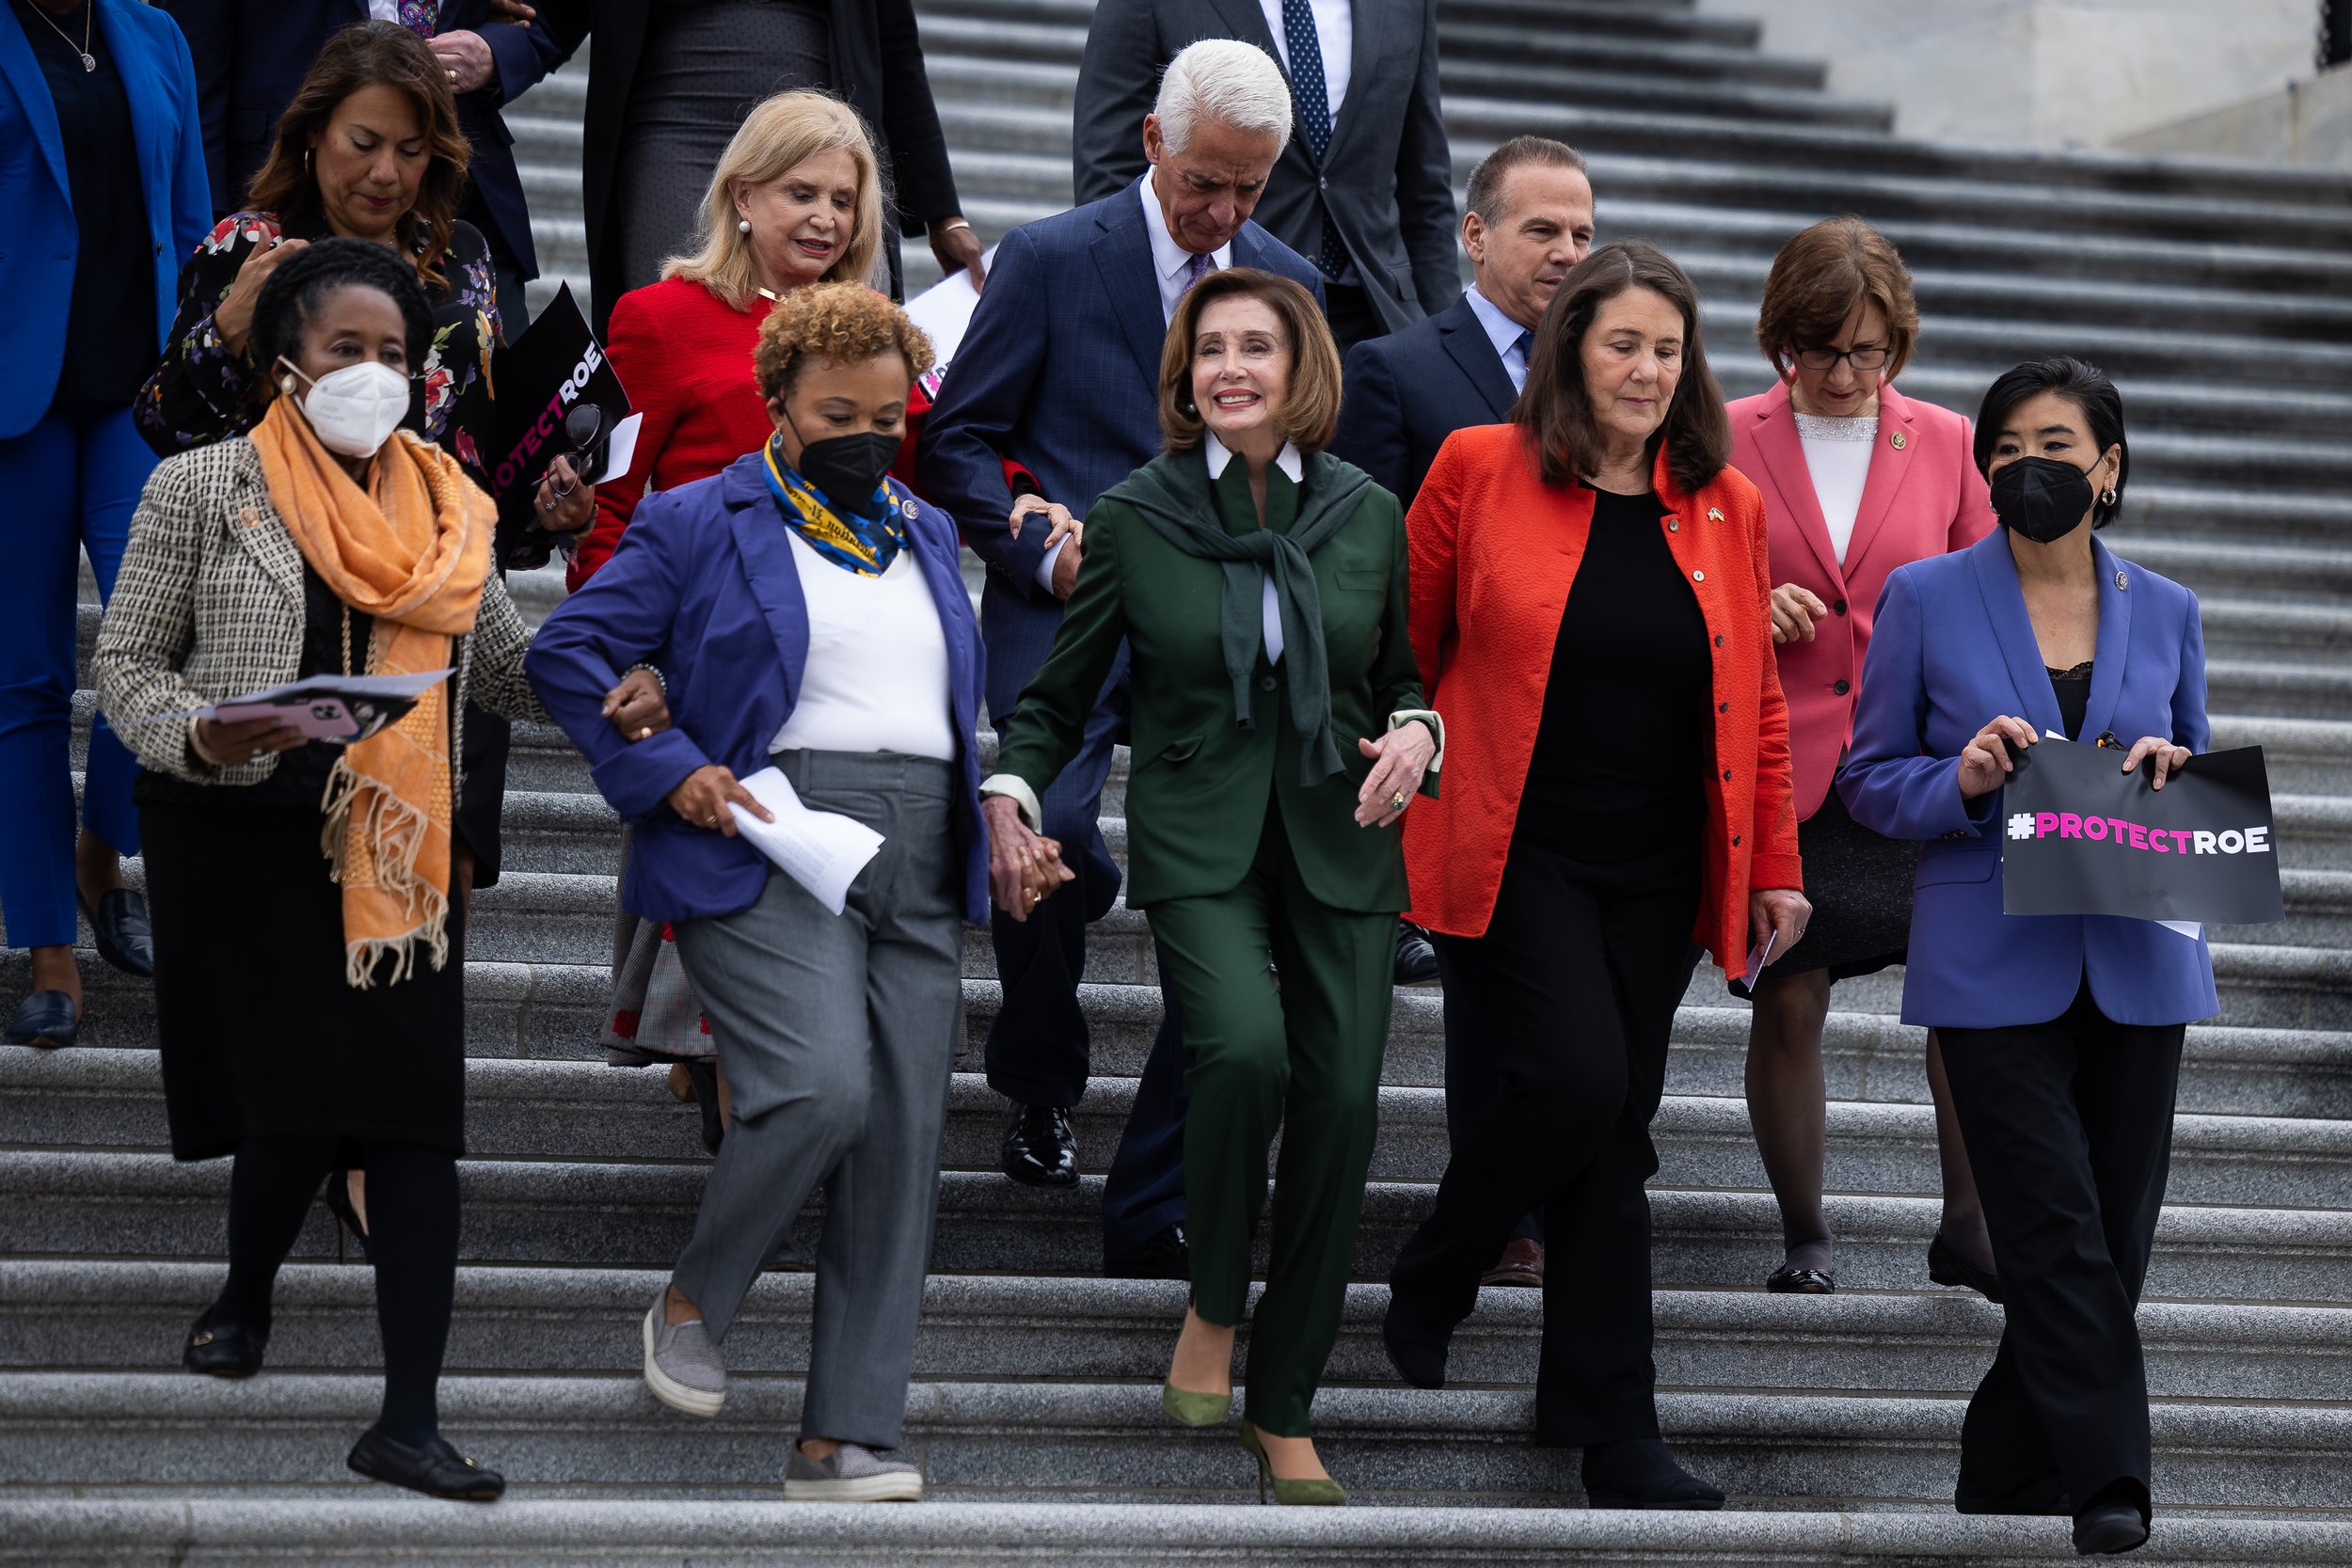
1097;446;1373;785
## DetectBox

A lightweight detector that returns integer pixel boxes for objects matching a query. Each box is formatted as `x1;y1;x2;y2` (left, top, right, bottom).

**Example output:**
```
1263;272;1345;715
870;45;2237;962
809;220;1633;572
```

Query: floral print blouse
135;212;501;483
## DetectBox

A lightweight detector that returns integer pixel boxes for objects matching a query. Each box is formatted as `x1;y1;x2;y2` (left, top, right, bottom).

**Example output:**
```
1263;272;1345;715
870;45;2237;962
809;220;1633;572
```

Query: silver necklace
26;1;95;72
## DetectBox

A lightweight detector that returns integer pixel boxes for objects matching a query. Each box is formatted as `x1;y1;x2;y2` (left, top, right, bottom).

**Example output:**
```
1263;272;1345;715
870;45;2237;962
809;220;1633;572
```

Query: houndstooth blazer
95;436;548;787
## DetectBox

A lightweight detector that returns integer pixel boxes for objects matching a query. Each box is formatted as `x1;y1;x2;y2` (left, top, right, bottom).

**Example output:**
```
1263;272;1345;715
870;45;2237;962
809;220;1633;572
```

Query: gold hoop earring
2102;487;2119;507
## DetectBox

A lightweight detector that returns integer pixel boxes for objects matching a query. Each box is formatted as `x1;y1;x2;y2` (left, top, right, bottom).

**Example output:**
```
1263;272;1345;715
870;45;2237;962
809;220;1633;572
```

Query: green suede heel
1161;1382;1232;1427
1239;1421;1346;1506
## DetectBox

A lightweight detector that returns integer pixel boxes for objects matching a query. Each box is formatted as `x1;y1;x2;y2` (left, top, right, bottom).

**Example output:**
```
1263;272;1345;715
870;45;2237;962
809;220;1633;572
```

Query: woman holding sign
1841;356;2215;1556
526;283;989;1503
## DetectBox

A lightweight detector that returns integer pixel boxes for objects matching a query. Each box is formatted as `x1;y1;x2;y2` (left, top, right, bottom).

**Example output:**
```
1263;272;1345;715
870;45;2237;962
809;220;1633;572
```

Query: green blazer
994;447;1425;913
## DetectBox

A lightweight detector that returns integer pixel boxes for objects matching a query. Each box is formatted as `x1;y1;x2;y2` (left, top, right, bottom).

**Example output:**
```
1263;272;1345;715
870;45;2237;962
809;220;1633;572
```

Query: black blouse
14;0;155;406
2049;660;2093;744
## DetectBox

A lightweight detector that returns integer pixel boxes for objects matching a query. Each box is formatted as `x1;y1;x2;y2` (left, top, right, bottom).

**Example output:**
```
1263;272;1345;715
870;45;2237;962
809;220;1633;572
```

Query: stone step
8;1153;2347;1303
10;1260;2349;1407
5;1371;2349;1513
10;1051;2346;1210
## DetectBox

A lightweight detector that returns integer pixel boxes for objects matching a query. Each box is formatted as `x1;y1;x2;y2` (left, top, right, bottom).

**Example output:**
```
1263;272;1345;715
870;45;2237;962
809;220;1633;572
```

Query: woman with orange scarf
93;240;544;1500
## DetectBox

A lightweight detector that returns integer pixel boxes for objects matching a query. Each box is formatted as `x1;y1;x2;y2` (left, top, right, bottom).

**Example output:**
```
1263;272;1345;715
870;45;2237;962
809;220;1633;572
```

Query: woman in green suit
981;269;1440;1504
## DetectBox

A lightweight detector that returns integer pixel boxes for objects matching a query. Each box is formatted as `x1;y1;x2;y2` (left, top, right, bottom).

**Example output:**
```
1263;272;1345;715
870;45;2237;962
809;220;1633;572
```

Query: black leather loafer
1104;1223;1189;1281
1766;1260;1836;1294
1392;921;1440;986
183;1307;267;1378
1000;1102;1079;1187
347;1426;506;1501
78;889;154;978
1381;1297;1452;1389
4;990;77;1049
2073;1500;2149;1555
1928;1230;2004;1304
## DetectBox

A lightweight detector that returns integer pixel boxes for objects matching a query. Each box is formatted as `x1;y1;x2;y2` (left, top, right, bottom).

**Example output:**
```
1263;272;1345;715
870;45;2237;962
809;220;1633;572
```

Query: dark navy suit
1333;293;1516;510
917;177;1319;1260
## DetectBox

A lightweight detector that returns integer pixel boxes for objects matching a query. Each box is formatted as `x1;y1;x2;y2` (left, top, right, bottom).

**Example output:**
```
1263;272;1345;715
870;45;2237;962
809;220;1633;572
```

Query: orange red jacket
1401;423;1803;968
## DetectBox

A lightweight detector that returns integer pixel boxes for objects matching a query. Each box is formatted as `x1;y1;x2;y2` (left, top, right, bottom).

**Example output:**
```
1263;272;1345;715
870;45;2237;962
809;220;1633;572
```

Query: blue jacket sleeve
2175;590;2210;752
523;501;714;823
1838;567;1986;842
479;14;562;106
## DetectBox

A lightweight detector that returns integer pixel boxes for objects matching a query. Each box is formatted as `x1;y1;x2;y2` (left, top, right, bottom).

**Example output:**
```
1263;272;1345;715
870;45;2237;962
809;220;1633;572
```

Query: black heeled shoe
1928;1229;2003;1303
183;1306;267;1378
324;1173;373;1263
1580;1437;1724;1511
77;889;154;978
347;1425;506;1501
1380;1297;1451;1389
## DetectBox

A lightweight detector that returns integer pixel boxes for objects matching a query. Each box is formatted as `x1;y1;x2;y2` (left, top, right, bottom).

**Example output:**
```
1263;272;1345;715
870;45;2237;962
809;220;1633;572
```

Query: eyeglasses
1793;344;1891;372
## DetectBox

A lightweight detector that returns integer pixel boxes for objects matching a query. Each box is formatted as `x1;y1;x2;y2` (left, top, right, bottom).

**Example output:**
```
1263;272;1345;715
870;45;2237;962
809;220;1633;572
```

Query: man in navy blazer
159;0;560;330
917;39;1318;1275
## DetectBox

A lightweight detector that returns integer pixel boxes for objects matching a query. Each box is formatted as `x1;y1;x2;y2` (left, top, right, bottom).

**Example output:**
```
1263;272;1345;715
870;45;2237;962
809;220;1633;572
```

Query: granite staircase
8;0;2352;1561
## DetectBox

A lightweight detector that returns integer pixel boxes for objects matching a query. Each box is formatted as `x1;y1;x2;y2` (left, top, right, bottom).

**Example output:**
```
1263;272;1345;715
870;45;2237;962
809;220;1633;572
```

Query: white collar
1139;170;1232;286
1464;283;1532;360
1204;430;1303;483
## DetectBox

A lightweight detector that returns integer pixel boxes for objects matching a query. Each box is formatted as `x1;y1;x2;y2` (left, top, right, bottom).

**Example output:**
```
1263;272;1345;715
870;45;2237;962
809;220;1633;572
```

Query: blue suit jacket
0;0;211;438
914;178;1321;716
524;455;992;927
1333;292;1516;510
1838;531;2218;1029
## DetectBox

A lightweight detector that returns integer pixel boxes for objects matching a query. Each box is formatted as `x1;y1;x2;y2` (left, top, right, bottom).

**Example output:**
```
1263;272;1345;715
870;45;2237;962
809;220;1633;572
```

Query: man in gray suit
1075;0;1457;356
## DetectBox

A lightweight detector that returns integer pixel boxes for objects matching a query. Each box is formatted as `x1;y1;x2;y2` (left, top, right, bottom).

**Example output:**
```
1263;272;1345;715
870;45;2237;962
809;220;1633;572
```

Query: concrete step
5;1371;2350;1513
10;1260;2349;1406
7;1153;2348;1303
10;1051;2347;1210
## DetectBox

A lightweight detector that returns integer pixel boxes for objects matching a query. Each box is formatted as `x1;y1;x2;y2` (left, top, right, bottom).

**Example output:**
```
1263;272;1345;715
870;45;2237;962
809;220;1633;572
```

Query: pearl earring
738;217;752;233
280;375;296;394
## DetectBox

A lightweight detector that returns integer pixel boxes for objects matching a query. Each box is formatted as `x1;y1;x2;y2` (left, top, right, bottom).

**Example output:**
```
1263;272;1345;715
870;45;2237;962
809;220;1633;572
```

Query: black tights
216;1135;459;1447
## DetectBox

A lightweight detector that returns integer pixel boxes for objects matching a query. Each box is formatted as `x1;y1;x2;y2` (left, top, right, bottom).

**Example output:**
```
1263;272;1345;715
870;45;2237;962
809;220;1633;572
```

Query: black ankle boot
1580;1437;1725;1511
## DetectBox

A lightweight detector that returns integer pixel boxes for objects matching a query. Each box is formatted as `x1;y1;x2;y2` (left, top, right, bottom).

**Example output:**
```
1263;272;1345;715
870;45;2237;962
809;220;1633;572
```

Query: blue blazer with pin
523;454;992;927
1838;530;2218;1030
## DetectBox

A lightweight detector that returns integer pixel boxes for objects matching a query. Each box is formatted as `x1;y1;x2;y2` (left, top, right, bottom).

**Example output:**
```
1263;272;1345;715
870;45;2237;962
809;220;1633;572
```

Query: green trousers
1146;800;1395;1437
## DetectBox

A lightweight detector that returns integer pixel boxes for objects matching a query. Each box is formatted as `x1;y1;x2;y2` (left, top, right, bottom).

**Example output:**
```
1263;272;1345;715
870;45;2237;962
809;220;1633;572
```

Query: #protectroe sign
2000;736;2282;926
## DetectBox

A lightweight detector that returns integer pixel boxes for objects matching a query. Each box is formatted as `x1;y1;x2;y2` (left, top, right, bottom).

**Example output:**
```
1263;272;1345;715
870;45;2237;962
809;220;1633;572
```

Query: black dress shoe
2073;1500;2149;1555
3;990;77;1049
324;1174;373;1263
1392;921;1440;986
1928;1229;2004;1303
1765;1260;1835;1294
1104;1224;1189;1280
183;1307;267;1378
347;1425;506;1501
1581;1437;1725;1511
1000;1102;1079;1187
1380;1297;1451;1389
77;889;154;978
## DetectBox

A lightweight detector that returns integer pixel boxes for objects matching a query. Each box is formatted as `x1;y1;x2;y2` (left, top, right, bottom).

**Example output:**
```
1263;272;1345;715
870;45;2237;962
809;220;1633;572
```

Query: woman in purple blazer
1841;357;2215;1557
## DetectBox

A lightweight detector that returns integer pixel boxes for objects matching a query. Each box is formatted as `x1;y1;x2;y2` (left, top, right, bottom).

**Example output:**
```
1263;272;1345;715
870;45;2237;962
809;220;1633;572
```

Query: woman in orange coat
1380;241;1808;1510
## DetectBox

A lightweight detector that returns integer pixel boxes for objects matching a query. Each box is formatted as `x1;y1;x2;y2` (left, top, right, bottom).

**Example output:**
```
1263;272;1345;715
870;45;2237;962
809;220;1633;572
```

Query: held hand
1957;715;2039;800
1769;584;1830;645
1010;494;1084;554
1749;887;1811;961
984;795;1073;920
2121;736;2193;790
487;0;536;19
930;217;987;292
215;235;310;355
601;668;671;740
428;30;496;93
667;766;772;837
535;455;596;533
1354;725;1436;828
194;715;305;766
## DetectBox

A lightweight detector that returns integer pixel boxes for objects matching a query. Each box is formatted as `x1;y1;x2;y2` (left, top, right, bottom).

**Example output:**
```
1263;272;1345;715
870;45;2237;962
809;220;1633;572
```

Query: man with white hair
918;38;1322;1279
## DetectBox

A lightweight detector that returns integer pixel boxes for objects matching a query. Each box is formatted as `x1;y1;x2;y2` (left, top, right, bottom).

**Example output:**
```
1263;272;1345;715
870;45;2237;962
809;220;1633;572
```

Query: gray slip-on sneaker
783;1440;924;1502
641;1292;726;1417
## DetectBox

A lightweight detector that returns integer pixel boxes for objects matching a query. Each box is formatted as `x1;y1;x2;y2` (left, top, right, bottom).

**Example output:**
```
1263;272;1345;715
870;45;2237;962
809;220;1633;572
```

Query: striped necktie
1279;0;1349;279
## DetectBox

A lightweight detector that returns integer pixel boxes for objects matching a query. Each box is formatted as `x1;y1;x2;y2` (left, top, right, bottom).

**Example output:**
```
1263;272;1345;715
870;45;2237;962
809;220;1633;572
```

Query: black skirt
1733;785;1915;994
141;798;467;1161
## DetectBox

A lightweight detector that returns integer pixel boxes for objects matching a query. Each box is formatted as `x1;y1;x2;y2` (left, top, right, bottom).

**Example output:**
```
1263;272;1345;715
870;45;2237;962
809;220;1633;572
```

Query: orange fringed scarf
249;399;492;987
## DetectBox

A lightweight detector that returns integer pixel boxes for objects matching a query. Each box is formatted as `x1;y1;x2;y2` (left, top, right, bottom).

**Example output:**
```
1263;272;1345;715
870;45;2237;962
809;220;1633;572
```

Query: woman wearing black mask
1839;356;2215;1556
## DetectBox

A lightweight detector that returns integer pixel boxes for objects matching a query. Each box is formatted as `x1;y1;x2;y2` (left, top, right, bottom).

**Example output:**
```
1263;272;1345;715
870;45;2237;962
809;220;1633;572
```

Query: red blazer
1402;424;1803;968
1728;380;1995;819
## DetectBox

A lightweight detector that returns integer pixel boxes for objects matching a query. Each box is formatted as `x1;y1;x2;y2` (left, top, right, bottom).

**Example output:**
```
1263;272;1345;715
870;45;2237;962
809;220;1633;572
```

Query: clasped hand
1354;723;1437;828
981;795;1076;921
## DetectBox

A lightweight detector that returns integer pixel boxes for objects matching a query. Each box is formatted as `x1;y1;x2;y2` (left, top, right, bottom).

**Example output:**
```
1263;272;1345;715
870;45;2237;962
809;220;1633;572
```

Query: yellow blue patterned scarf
762;436;907;576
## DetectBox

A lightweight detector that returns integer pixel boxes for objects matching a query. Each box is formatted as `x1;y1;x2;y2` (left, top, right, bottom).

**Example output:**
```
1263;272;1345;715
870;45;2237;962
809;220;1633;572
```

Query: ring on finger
1389;790;1407;813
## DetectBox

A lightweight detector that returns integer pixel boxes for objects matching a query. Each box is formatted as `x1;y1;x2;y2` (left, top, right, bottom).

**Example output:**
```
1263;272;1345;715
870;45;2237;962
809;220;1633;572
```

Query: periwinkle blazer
1838;530;2218;1029
524;453;991;927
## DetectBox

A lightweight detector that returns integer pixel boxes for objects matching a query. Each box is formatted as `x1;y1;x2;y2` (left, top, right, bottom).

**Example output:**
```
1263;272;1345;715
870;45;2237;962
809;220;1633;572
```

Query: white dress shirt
1257;0;1354;125
1204;431;1303;663
1462;283;1534;394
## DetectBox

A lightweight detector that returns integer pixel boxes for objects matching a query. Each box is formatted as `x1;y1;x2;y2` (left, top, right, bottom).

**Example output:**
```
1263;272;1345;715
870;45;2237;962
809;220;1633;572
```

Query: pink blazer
1728;379;1996;820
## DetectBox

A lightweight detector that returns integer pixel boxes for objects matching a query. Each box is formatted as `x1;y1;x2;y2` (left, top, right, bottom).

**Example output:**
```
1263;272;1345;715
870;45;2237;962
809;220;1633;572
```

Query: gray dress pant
670;749;962;1451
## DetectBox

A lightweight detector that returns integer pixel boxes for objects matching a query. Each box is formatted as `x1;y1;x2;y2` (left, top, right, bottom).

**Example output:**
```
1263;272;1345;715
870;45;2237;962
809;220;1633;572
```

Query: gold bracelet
941;219;973;234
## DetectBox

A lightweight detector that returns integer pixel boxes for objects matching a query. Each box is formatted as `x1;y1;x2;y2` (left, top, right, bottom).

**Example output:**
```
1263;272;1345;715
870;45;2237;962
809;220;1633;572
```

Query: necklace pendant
80;52;96;71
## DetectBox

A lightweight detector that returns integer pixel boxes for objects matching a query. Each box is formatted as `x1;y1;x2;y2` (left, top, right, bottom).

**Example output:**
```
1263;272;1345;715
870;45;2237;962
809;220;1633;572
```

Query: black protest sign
2001;736;2281;926
486;283;630;507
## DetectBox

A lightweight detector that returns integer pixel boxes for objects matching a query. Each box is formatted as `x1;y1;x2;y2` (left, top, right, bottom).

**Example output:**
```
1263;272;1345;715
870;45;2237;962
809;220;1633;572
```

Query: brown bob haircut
1158;268;1343;455
1516;240;1732;497
246;23;469;285
1754;215;1921;380
753;280;936;405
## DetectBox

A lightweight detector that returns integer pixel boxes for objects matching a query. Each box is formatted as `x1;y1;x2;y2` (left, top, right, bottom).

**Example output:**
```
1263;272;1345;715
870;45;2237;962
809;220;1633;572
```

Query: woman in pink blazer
1726;219;1997;1298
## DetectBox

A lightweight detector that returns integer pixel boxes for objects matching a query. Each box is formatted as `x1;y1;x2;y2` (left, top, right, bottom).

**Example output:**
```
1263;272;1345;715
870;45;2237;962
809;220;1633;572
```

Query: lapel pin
1888;430;1908;451
901;499;919;520
1708;507;1724;522
239;505;260;529
2116;570;2128;591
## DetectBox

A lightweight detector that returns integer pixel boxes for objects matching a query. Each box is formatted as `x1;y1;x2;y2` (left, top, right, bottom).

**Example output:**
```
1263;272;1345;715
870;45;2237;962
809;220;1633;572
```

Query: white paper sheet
726;766;886;916
905;245;996;398
590;411;644;485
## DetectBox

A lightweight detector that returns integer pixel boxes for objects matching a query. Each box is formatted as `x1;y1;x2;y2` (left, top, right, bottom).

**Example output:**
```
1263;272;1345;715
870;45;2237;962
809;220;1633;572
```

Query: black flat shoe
682;1058;724;1155
1581;1437;1724;1511
1766;1260;1835;1294
1928;1229;2004;1304
3;990;77;1049
347;1425;506;1501
324;1174;373;1263
183;1307;266;1378
1104;1223;1189;1280
1000;1102;1079;1187
1392;921;1439;986
77;889;153;978
2073;1501;2149;1555
1380;1297;1451;1389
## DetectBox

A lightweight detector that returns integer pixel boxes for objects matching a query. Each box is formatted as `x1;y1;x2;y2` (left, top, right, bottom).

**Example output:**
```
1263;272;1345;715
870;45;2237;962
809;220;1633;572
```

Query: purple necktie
1183;250;1216;294
398;1;439;37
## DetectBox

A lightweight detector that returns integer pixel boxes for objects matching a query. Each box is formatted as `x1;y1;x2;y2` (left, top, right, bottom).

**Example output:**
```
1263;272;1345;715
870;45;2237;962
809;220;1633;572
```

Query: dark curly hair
250;237;435;388
1973;356;2130;531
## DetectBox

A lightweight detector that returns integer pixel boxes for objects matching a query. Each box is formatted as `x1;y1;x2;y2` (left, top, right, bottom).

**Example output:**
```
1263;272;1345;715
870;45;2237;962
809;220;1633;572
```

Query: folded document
725;766;886;915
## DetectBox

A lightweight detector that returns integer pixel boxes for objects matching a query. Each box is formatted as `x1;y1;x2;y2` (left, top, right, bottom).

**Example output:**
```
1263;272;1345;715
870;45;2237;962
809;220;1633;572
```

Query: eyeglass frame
1791;342;1893;372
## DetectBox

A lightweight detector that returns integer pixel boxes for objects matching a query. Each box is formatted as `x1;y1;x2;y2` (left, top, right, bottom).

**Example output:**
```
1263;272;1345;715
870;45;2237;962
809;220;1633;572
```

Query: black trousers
1389;836;1700;1445
1939;980;2185;1520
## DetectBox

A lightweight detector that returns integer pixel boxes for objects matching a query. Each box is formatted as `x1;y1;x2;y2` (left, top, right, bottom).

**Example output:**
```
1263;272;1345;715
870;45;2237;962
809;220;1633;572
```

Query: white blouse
1794;411;1877;567
768;530;958;763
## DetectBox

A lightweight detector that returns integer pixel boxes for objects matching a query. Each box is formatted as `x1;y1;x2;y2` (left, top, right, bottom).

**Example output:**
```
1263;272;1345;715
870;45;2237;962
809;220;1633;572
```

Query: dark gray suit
1073;0;1457;338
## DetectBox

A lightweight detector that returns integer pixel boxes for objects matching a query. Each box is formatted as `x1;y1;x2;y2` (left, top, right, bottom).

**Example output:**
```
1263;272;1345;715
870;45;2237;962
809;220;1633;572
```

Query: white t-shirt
768;531;957;762
1794;411;1878;566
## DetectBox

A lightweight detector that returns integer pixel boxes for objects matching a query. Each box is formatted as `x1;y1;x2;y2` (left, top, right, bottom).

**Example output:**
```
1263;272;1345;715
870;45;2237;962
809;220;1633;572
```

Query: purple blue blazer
524;452;991;926
1838;530;2218;1029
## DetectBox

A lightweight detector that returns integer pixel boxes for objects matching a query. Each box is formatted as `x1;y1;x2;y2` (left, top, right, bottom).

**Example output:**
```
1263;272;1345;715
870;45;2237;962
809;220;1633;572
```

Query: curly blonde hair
754;281;937;404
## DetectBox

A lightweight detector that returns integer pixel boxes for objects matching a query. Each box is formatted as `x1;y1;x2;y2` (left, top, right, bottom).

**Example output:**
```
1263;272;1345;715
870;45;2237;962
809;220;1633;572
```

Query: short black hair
249;236;434;384
1973;356;2130;530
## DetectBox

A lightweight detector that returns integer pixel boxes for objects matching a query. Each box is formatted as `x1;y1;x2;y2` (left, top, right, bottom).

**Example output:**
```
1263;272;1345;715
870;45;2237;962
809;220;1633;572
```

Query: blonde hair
663;91;885;309
754;281;936;404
